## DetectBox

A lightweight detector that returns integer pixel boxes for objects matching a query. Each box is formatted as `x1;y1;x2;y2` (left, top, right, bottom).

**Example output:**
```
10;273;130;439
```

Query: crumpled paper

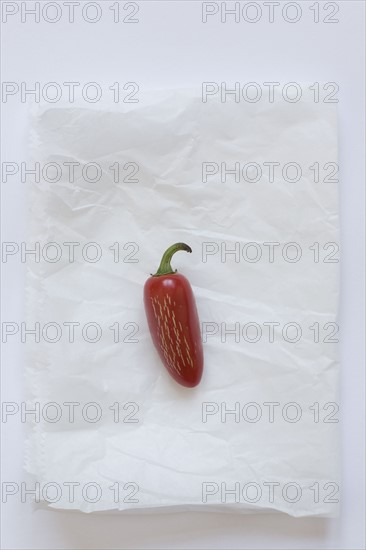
25;88;339;516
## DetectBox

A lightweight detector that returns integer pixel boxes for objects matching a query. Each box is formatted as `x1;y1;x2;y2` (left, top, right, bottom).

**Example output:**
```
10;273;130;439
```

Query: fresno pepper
144;243;204;387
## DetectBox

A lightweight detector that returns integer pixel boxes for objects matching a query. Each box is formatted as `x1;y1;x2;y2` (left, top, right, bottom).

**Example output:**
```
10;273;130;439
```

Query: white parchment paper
25;88;340;516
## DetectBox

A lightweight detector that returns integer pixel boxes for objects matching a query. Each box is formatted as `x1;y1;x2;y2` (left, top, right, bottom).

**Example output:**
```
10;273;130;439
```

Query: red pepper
144;243;204;388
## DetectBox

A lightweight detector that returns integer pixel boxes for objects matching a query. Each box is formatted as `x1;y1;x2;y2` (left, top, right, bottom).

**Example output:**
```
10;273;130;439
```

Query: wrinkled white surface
26;89;339;516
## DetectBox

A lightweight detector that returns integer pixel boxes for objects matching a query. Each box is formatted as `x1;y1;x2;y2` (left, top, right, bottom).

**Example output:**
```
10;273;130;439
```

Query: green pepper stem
153;243;192;276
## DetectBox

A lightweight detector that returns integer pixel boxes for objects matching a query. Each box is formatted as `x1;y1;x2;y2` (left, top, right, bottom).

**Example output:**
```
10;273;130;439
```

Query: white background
1;1;365;548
